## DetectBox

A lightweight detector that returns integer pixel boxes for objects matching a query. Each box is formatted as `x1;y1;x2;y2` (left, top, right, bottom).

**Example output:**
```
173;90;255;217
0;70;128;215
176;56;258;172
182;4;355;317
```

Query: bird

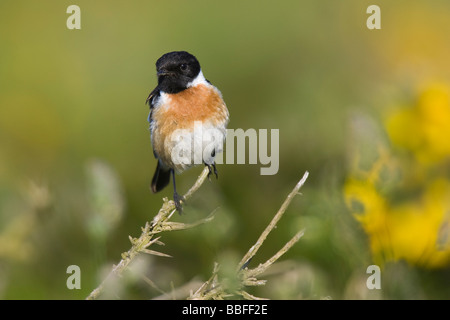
146;51;229;212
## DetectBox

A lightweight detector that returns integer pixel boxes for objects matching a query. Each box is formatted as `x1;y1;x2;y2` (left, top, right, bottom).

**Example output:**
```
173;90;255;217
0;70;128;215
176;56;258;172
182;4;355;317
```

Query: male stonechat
146;51;229;212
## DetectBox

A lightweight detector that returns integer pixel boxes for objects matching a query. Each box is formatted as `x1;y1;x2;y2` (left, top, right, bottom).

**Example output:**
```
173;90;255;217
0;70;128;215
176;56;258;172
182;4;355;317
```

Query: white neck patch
187;70;209;88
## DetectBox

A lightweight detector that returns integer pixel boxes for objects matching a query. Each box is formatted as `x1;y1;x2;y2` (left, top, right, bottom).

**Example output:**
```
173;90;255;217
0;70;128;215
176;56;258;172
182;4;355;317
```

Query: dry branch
86;166;213;300
189;171;309;300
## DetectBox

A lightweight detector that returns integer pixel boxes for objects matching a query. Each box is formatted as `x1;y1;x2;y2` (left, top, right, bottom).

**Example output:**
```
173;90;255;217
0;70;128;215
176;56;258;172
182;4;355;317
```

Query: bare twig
159;209;217;232
243;229;305;279
238;171;309;270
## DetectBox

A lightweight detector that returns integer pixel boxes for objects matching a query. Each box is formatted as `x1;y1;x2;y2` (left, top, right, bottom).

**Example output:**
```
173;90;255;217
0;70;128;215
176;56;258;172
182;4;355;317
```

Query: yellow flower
388;179;450;268
346;82;450;269
344;178;393;265
345;174;450;268
386;83;450;165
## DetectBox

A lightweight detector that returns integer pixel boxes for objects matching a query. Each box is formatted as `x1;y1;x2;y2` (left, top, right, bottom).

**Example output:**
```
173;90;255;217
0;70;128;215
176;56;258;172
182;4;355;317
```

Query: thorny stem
189;171;309;300
86;166;212;300
87;169;310;300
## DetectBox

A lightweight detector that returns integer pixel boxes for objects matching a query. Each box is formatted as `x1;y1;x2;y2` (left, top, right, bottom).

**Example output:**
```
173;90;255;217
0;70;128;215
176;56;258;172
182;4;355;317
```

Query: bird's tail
151;162;171;193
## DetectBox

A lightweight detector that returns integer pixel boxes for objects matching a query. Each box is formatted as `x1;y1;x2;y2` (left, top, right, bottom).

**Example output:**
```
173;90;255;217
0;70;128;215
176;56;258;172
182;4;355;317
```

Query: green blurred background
1;0;449;299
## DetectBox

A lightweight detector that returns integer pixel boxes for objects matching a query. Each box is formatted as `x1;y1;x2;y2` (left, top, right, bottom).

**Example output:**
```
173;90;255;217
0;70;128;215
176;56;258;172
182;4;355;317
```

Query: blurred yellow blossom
386;83;450;164
345;173;450;269
344;178;392;264
345;84;450;268
388;178;450;268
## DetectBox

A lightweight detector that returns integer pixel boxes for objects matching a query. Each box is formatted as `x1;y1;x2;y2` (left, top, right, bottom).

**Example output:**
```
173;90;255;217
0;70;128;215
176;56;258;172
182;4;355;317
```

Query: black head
155;51;201;94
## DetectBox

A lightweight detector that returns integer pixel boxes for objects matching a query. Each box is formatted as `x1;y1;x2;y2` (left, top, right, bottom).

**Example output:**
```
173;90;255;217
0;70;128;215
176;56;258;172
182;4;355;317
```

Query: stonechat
146;51;229;212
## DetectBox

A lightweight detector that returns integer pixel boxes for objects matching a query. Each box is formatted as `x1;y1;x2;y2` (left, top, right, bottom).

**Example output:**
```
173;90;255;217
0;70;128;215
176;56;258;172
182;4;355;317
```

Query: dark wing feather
146;87;160;158
146;86;160;107
151;161;171;193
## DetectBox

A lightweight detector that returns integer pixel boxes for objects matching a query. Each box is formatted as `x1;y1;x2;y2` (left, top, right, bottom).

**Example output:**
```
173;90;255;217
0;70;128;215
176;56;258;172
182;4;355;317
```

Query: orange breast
151;84;229;170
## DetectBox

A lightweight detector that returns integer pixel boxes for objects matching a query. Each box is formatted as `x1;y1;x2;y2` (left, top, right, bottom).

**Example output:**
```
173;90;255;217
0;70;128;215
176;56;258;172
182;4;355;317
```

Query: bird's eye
180;64;188;71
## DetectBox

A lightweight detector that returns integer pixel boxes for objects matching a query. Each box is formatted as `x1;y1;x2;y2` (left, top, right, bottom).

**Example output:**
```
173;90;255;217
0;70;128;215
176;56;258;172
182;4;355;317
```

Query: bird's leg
204;162;218;180
212;162;218;179
171;169;184;213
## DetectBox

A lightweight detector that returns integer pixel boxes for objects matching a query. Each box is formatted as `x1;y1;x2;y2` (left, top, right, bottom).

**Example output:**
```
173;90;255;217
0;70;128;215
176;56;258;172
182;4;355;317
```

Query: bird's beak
157;70;172;77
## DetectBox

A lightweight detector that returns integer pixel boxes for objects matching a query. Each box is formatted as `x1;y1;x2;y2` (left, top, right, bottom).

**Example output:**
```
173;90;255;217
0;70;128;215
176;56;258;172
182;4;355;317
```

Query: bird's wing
146;87;160;108
146;87;160;159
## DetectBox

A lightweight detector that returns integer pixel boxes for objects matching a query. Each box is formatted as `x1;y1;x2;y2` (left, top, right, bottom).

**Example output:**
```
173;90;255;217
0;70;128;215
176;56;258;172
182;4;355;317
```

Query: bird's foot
206;163;218;180
173;192;185;214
